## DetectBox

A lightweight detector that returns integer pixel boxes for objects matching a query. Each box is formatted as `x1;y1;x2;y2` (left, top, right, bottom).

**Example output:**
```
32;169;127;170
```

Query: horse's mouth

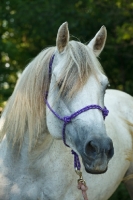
83;161;108;174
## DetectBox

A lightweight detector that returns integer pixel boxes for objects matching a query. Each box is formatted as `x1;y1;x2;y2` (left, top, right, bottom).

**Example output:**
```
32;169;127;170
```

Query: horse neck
4;128;54;166
29;131;54;160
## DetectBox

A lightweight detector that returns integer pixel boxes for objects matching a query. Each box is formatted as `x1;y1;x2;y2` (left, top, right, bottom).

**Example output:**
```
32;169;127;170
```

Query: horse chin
84;162;108;174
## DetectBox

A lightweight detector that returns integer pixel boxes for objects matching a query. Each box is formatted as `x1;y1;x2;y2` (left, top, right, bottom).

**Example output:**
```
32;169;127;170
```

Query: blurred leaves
109;183;130;200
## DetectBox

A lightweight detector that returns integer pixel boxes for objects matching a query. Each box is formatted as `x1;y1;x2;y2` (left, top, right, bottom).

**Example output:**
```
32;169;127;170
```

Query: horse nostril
85;140;98;155
85;138;114;159
108;148;114;158
106;143;114;159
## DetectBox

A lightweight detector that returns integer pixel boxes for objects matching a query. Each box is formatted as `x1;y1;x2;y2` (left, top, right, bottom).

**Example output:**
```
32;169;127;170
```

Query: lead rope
72;150;88;200
46;54;109;200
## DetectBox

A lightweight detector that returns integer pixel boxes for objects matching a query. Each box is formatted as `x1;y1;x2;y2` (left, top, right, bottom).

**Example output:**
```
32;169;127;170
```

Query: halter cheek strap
45;54;109;171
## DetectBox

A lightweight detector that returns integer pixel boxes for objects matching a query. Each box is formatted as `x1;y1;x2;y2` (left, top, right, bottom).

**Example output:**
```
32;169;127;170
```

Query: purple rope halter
45;54;109;170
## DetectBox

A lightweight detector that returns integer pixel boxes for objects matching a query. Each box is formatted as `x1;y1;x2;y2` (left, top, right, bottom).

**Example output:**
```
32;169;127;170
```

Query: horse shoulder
0;136;41;200
123;161;133;200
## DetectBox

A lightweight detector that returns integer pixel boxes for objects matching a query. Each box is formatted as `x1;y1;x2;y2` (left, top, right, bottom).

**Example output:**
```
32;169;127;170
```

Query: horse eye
58;80;63;89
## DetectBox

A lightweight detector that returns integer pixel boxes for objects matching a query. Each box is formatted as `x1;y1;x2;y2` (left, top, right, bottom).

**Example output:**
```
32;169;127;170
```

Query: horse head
46;22;114;174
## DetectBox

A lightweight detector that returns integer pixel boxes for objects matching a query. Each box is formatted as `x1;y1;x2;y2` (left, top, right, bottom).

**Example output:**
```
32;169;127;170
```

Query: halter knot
102;107;109;118
64;116;71;124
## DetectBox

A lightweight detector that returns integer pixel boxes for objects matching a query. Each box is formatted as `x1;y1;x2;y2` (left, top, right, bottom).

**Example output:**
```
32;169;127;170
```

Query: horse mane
0;41;104;151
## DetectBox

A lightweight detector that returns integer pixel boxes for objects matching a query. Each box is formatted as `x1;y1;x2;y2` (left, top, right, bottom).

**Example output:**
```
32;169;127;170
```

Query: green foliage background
0;0;133;199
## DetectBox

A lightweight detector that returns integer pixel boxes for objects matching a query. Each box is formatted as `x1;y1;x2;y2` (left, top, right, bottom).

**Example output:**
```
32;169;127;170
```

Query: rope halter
45;54;109;200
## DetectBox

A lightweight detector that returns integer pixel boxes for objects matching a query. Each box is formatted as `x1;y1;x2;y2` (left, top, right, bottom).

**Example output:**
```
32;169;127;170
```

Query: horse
0;22;133;200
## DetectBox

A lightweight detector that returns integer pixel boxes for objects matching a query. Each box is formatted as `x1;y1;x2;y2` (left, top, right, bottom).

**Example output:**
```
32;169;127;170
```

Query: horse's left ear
88;26;107;57
56;22;70;53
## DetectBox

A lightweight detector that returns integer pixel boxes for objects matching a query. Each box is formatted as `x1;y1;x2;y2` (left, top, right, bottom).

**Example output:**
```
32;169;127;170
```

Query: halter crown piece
45;54;109;200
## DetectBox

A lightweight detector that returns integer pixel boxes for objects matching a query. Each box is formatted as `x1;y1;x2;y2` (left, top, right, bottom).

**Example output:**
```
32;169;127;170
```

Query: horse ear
88;26;107;57
56;22;69;53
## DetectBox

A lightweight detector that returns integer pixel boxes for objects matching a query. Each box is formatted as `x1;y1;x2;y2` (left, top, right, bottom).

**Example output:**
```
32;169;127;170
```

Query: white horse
0;22;133;200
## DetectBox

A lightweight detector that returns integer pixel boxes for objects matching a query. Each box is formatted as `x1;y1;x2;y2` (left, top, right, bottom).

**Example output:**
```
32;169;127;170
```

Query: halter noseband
45;54;109;171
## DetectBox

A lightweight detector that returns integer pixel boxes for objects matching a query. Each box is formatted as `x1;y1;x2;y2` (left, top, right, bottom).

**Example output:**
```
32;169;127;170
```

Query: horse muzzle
82;154;108;174
81;137;114;174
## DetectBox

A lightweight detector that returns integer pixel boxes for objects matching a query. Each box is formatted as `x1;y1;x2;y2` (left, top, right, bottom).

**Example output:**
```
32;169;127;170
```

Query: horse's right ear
56;22;69;53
